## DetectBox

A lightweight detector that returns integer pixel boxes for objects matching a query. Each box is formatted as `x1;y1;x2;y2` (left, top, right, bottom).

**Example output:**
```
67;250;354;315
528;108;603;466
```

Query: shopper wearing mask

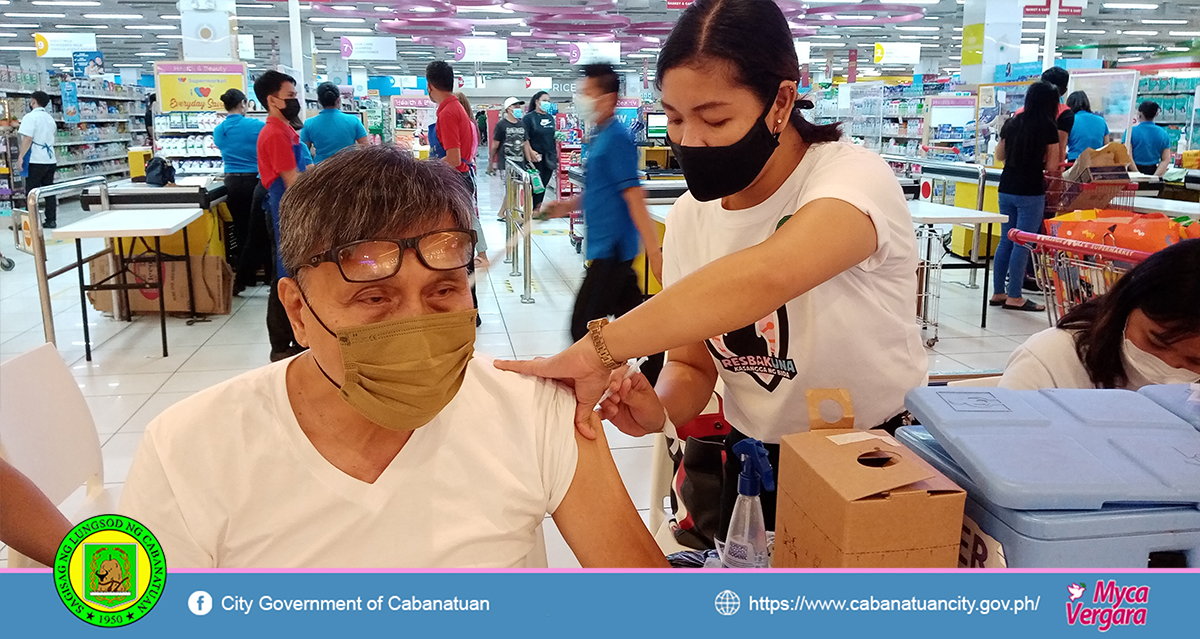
17;91;58;228
990;81;1060;313
1001;240;1200;390
490;97;526;178
213;88;268;294
1065;91;1109;163
118;146;666;569
255;70;310;361
299;82;368;164
1130;101;1173;176
540;64;664;342
498;0;926;538
523;90;558;210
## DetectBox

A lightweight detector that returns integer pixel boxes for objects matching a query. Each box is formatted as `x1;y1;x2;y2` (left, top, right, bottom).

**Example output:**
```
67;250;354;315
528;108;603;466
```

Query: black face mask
668;104;781;202
278;97;301;121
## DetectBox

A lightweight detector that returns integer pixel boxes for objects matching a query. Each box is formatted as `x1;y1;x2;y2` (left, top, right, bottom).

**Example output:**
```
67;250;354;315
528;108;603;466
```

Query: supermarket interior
1;0;1199;572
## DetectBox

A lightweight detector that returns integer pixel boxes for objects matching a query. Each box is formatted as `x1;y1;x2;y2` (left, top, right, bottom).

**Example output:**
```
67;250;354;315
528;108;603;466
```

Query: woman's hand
597;371;667;438
494;338;612;439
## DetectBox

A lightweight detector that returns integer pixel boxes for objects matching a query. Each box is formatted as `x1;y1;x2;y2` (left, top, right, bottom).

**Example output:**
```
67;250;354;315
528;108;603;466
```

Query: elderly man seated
119;146;666;568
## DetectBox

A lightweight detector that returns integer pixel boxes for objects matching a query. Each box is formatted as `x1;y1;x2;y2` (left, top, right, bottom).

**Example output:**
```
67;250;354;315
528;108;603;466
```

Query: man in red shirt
426;61;477;194
254;69;310;361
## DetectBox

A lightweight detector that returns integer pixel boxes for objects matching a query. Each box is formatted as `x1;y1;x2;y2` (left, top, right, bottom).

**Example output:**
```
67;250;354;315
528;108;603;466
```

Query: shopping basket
1043;174;1137;217
1009;230;1153;325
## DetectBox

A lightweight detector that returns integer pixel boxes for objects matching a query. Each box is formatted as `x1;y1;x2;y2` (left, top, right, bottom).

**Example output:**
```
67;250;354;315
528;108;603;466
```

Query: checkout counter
912;162;1165;213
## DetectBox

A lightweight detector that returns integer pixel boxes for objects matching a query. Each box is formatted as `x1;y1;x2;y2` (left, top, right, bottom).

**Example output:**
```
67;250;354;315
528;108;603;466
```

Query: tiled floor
0;164;1051;568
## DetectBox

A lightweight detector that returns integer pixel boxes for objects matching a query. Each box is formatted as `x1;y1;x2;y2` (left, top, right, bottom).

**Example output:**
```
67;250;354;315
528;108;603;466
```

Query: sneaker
42;220;56;229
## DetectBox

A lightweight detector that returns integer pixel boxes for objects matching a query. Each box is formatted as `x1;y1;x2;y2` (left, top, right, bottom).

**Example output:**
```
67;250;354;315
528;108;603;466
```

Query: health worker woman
498;0;926;535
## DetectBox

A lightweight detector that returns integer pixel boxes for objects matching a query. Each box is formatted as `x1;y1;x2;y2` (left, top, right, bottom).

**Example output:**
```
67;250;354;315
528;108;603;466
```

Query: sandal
1002;299;1044;312
989;297;1006;307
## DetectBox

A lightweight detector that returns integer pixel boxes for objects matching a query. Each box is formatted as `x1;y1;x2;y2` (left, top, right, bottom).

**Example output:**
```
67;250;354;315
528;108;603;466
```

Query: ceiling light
810;42;846;47
950;55;961;60
1021;37;1040;42
97;34;141;39
895;26;940;31
314;48;338;54
903;0;943;4
841;26;883;30
113;63;142;67
535;52;558;57
1023;17;1066;22
54;24;105;29
0;22;38;28
160;34;182;39
135;52;166;57
810;35;841;39
0;45;34;50
899;35;939;40
1066;30;1106;35
1021;28;1047;33
918;43;941;48
51;62;65;67
510;30;532;36
125;24;177;30
236;3;274;8
456;6;514;13
1141;19;1188;25
1170;31;1200;37
1120;30;1158;36
236;16;289;22
32;1;100;5
82;13;141;19
159;14;180;20
323;27;374;33
1123;46;1156;51
2;12;64;18
1102;3;1158;8
473;30;496;35
923;16;939;20
1166;46;1192;52
626;53;654;58
374;65;405;69
640;47;662;51
373;6;391;11
1117;56;1144;62
0;32;14;37
309;17;364;23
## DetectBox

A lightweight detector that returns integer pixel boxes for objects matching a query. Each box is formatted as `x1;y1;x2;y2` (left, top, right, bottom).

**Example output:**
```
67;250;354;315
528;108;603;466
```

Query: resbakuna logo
706;305;796;392
1065;580;1149;632
54;515;166;628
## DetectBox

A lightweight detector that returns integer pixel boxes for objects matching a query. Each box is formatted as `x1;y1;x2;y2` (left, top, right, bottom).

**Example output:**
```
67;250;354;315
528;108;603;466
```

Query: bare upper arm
551;413;667;568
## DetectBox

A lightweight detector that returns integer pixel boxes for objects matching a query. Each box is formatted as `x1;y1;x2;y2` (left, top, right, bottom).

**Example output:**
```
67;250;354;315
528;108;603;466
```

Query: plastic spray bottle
722;438;775;568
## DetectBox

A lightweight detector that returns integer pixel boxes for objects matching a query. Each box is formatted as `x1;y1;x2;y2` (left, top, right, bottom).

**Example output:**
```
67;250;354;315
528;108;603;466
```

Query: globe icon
714;590;740;616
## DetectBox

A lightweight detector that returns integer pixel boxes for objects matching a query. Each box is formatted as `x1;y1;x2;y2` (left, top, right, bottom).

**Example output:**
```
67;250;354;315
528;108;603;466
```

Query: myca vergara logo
54;515;167;627
1065;580;1149;632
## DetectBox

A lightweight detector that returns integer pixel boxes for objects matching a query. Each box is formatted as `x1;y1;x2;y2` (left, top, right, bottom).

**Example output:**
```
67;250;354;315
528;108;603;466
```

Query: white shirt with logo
662;141;927;442
17;107;57;164
118;356;579;568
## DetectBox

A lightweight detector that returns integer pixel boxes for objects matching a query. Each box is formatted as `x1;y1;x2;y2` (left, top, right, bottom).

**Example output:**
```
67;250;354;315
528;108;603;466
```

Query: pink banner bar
156;62;244;74
393;96;437;108
616;98;640;108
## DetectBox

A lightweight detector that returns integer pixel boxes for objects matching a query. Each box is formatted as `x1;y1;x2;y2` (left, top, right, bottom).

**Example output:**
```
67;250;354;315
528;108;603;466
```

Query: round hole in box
857;450;898;468
818;398;844;424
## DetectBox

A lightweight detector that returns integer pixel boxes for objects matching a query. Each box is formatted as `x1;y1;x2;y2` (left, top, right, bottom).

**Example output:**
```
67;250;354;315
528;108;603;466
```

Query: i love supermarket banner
154;62;247;113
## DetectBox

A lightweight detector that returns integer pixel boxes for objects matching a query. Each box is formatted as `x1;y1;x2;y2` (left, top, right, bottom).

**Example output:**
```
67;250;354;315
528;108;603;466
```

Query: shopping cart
1010;230;1153;325
568;210;584;254
1043;174;1137;217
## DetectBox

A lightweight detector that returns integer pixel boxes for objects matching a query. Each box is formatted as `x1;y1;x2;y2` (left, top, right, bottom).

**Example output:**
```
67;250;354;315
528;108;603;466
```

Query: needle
596;356;649;407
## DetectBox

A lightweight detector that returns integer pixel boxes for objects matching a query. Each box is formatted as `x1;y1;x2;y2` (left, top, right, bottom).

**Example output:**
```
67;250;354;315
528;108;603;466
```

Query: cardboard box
1064;142;1132;183
88;254;233;315
774;389;967;568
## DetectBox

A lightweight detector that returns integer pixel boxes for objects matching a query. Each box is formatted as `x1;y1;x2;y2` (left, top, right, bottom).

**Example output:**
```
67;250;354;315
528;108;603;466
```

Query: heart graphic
194;87;211;98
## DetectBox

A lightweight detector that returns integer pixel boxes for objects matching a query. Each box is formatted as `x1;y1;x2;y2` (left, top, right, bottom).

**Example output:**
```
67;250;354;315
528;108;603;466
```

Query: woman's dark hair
220;88;246;112
655;0;840;143
316;82;340;108
1066;90;1090;114
529;90;548;110
1058;239;1200;388
999;81;1059;165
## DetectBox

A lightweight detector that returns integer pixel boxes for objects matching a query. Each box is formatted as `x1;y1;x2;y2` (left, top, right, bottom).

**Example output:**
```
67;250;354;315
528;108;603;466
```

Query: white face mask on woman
1123;338;1200;386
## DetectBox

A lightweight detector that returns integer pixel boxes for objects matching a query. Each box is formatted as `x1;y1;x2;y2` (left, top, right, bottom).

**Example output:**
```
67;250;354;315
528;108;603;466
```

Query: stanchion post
521;174;534;304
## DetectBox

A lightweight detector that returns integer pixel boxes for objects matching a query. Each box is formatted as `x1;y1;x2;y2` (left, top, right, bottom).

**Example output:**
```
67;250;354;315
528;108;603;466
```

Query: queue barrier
503;160;535;305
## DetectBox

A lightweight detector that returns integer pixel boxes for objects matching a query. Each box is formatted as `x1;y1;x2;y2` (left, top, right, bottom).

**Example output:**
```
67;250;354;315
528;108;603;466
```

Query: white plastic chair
0;344;119;567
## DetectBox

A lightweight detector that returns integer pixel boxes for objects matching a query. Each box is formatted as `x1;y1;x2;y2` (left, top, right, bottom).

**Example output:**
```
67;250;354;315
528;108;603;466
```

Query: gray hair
279;145;474;276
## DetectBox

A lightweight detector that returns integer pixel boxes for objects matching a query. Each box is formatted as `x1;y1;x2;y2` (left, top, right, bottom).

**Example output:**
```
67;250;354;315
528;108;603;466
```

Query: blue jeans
993;192;1046;299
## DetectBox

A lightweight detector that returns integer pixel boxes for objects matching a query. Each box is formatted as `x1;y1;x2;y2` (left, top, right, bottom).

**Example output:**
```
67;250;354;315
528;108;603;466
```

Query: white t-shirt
118;356;579;568
1000;327;1199;390
17;107;57;164
662;141;927;442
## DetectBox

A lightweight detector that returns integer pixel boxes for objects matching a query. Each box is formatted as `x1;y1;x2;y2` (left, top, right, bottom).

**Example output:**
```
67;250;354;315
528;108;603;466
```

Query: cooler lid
1138;385;1200;432
905;388;1200;510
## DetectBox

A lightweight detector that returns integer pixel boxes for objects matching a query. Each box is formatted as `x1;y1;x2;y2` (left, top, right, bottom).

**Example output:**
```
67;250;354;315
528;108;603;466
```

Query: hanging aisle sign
570;42;620;65
340;36;397;61
526;77;552;90
794;40;811;65
874;42;921;65
33;32;96;58
454;38;508;63
155;62;247;112
72;51;104;77
1021;0;1087;16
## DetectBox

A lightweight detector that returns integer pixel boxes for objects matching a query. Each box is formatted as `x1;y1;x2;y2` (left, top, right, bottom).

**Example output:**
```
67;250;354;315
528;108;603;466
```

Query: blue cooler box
1138;384;1200;432
895;426;1200;567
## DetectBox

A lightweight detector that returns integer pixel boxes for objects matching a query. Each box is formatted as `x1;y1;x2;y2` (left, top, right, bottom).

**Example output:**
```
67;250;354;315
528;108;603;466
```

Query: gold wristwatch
586;318;623;370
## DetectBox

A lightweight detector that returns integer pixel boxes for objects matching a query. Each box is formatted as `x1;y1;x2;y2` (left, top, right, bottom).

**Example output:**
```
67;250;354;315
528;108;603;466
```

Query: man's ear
277;276;310;348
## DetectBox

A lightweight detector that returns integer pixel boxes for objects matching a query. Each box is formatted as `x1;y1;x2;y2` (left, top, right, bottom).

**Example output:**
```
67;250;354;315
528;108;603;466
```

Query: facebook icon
188;590;213;616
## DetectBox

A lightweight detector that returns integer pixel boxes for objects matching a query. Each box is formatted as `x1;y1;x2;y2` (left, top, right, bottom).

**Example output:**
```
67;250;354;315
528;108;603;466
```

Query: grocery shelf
929;138;972;143
0;87;143;101
158;129;218;135
176;168;225;175
884;114;925;119
1137;91;1195;96
160;152;221;158
882;134;923;140
57;153;128;167
55;117;137;124
55;137;131;147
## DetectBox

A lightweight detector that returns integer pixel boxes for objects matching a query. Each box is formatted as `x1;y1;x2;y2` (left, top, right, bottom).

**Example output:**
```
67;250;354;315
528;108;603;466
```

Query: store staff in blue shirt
300;82;368;163
1065;91;1109;162
214;88;269;293
540;64;663;343
1130;101;1172;176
